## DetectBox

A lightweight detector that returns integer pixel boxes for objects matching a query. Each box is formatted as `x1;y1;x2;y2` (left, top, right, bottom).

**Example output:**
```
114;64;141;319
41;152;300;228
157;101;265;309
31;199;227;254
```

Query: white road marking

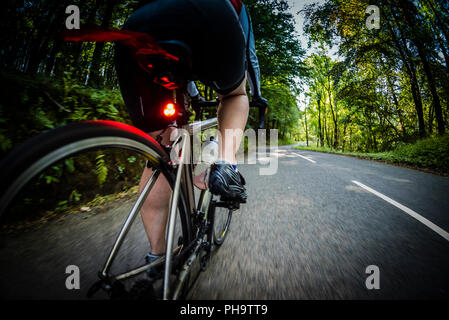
352;180;449;242
293;152;316;163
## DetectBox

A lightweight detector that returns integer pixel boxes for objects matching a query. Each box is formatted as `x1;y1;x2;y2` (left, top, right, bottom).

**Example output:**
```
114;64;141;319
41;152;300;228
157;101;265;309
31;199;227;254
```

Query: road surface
188;146;449;299
1;146;448;299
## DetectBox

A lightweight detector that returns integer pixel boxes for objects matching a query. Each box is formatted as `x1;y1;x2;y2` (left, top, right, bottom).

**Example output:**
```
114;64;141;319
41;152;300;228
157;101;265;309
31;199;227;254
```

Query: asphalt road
1;145;448;299
188;146;449;299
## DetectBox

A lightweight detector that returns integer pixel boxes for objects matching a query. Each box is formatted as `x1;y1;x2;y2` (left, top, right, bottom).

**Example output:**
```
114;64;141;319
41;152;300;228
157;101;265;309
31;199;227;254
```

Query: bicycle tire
210;200;232;246
0;120;193;299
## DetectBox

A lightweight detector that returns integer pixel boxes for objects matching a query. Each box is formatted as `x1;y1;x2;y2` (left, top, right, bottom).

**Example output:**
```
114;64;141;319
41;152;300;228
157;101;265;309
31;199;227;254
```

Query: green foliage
95;154;108;186
301;0;449;154
69;189;82;203
295;135;449;174
277;135;297;146
42;165;63;184
0;71;144;223
389;135;449;170
0;71;130;158
259;80;300;140
64;158;76;173
245;0;307;86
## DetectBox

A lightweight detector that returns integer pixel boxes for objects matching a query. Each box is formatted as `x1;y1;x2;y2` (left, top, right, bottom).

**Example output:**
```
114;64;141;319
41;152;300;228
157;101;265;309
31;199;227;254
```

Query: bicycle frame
94;110;219;300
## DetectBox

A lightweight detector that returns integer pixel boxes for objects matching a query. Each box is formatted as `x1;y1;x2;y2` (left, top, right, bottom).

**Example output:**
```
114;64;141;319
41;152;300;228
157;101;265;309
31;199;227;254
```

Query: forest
0;0;305;155
297;0;449;173
0;0;448;169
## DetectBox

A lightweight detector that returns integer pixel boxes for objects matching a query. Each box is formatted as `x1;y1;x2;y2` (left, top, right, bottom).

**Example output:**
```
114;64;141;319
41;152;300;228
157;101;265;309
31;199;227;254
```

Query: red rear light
163;103;176;117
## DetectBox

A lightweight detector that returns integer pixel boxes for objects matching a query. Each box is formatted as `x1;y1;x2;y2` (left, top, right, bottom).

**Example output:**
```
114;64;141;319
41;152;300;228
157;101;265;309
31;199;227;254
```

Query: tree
301;0;448;151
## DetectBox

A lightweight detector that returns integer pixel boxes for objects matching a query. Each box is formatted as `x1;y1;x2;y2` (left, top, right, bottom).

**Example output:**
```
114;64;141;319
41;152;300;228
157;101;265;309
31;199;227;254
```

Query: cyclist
114;0;268;265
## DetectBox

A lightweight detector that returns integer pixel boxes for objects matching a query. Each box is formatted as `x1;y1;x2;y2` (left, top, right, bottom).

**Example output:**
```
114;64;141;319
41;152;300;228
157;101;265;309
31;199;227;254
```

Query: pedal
86;279;104;298
219;197;242;210
87;278;128;299
109;280;129;300
220;194;245;204
128;280;157;300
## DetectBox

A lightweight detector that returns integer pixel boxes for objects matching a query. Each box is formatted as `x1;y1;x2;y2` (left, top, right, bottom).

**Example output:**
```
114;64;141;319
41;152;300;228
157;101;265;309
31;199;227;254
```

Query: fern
95;154;108;186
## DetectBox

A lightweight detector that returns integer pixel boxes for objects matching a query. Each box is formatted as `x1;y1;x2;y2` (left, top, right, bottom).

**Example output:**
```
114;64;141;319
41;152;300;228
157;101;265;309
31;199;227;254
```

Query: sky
286;0;340;55
286;0;319;55
284;0;338;110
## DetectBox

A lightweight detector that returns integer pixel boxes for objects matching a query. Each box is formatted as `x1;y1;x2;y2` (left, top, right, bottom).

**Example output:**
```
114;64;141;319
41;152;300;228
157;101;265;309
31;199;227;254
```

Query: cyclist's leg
206;77;248;202
139;168;169;255
138;127;175;255
192;78;248;190
216;75;249;164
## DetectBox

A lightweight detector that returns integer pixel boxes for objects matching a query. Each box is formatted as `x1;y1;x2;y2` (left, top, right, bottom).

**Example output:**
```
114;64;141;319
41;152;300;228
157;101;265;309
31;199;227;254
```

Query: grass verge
294;135;449;176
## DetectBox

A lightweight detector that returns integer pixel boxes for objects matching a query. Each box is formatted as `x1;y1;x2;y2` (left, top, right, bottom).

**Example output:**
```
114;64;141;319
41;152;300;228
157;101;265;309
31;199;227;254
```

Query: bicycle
0;29;266;300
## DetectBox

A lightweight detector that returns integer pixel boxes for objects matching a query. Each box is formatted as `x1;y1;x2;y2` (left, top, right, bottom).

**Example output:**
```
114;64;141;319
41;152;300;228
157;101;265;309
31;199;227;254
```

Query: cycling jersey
115;0;262;132
230;0;243;15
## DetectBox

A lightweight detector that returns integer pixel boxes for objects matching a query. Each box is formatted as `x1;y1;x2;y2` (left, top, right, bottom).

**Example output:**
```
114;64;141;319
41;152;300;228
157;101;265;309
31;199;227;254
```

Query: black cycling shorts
115;0;246;132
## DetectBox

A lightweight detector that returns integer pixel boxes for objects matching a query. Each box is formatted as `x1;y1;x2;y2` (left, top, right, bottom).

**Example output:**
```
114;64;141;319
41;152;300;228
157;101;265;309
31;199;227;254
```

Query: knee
217;76;248;102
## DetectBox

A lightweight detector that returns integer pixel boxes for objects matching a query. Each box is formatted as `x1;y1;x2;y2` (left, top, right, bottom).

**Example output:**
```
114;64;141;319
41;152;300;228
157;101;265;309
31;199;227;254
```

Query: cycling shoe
208;160;247;203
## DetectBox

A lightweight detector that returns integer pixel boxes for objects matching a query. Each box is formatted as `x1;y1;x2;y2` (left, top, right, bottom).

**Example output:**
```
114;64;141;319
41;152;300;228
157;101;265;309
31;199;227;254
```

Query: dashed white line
293;152;316;164
352;180;449;242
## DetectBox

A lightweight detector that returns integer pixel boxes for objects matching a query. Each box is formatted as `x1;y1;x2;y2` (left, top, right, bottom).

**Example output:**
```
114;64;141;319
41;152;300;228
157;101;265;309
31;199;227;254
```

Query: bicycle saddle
150;40;193;89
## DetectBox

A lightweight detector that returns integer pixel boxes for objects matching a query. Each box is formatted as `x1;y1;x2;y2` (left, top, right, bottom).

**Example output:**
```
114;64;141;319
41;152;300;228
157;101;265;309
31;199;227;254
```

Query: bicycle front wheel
0;120;193;299
211;200;233;246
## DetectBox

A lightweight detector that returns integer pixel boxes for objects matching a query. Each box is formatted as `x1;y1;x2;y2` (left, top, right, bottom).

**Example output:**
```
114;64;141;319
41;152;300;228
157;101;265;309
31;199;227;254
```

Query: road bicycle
0;30;266;300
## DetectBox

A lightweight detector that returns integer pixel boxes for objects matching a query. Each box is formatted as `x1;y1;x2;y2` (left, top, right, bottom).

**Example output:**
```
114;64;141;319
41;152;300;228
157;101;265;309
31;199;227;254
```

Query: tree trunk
428;104;434;135
349;126;352;151
26;3;66;74
304;107;309;146
397;0;445;135
317;99;324;147
386;16;426;137
385;71;407;137
425;0;449;49
45;39;63;75
323;102;329;146
326;72;338;148
73;0;101;80
329;101;338;148
342;123;347;152
87;0;115;87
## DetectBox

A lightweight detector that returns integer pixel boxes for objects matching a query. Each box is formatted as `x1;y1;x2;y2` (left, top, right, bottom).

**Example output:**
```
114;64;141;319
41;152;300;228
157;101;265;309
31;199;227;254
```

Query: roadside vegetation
294;0;449;176
295;135;449;175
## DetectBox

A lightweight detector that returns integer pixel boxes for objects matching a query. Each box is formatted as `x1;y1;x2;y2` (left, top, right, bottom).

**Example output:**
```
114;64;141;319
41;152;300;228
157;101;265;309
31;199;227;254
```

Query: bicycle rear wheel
0;120;193;299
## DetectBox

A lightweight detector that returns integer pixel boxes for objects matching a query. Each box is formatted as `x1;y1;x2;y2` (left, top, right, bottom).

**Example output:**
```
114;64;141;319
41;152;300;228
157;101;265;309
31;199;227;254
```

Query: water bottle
193;137;219;189
201;137;219;165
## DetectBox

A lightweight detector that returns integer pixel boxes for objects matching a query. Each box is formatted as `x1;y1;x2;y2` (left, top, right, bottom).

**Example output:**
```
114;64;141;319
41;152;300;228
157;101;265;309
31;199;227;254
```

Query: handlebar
191;99;267;129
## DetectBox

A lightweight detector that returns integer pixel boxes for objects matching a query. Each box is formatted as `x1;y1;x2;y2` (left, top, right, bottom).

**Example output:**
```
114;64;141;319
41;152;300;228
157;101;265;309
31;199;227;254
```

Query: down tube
163;130;189;300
